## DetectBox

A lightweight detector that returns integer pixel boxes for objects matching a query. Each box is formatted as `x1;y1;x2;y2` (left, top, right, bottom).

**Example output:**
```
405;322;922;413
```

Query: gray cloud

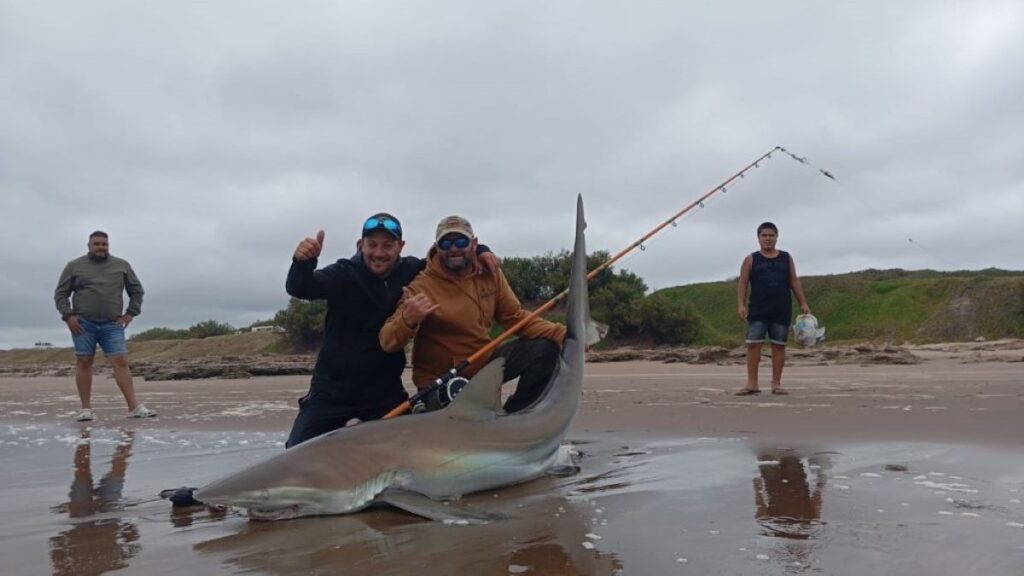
2;0;1021;349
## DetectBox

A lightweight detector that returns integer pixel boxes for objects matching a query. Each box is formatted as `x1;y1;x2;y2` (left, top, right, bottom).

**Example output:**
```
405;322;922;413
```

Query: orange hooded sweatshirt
379;249;566;389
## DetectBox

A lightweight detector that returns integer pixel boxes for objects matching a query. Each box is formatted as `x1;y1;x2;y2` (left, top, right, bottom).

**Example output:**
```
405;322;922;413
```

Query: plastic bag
793;314;826;348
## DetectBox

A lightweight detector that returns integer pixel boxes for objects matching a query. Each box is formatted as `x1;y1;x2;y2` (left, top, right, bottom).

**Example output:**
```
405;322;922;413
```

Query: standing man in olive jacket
284;213;498;447
55;231;156;422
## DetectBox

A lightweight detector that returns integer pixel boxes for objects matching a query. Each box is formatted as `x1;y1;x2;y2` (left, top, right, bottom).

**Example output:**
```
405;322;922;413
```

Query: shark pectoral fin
444;358;505;419
377;489;505;524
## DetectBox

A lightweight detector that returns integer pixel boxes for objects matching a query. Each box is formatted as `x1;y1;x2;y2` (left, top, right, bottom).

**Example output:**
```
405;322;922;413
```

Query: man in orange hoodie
380;215;566;413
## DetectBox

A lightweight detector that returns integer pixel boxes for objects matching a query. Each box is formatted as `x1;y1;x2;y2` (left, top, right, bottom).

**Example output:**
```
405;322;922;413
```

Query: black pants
492;338;560;413
285;392;400;448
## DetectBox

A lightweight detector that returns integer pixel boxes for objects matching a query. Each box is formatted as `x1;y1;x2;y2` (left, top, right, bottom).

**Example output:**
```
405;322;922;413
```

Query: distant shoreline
1;338;1020;381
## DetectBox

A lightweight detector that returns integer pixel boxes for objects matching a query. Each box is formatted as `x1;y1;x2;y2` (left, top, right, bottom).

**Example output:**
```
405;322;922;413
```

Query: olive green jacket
55;254;144;322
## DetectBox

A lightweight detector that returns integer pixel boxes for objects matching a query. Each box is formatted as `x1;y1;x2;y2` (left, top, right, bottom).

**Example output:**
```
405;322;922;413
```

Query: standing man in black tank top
735;222;810;396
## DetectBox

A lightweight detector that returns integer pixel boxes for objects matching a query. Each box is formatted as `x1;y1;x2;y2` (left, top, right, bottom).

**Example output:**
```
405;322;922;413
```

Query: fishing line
799;152;953;269
603;146;837;283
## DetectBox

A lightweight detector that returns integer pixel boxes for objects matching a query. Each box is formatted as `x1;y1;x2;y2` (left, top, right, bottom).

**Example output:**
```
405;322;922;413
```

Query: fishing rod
383;145;829;419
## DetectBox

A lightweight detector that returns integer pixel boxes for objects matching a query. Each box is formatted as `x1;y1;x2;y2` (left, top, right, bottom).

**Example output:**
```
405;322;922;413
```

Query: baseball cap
362;213;402;239
435;215;474;241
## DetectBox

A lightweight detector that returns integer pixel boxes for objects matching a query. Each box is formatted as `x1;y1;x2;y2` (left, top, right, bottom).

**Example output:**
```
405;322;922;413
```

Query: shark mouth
249;504;308;521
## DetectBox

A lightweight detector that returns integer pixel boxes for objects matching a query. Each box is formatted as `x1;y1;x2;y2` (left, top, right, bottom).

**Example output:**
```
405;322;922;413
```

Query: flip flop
734;388;761;396
771;388;790;395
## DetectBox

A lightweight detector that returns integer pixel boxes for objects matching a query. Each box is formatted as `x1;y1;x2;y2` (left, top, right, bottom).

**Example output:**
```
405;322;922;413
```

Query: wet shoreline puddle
2;424;1023;575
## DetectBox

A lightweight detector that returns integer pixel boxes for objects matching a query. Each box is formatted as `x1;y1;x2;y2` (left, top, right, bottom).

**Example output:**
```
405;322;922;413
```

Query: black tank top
747;251;792;324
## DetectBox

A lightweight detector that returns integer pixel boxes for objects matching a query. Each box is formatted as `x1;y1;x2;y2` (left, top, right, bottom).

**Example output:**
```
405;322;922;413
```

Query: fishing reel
431;376;470;409
411;376;470;413
437;376;469;406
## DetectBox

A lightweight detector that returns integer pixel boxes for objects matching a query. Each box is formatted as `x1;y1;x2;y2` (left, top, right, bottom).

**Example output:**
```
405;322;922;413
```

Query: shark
195;195;590;522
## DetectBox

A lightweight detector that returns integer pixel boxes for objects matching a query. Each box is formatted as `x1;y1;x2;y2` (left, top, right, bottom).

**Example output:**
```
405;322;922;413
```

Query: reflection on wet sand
168;502;229;529
754;450;829;534
194;483;622;576
48;430;139;576
5;425;1021;576
753;449;830;570
508;539;614;576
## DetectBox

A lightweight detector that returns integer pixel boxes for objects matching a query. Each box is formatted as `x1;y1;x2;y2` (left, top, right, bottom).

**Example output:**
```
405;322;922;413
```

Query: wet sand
2;359;1023;575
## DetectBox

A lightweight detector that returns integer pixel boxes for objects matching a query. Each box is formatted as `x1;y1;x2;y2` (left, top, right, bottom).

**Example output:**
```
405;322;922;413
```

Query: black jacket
286;253;425;408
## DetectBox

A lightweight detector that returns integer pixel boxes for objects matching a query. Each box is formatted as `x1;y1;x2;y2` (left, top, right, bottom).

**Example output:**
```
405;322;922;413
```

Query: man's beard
88;252;108;261
441;253;469;273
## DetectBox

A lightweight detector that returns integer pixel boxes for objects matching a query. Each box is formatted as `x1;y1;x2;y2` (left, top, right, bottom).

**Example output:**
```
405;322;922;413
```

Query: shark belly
403;445;563;499
204;469;401;521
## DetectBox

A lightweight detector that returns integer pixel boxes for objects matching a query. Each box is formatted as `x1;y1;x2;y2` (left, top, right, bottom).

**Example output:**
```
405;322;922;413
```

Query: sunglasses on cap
437;236;471;251
363;216;401;236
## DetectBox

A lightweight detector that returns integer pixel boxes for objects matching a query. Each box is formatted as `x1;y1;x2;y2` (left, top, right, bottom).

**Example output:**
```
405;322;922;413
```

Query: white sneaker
76;409;95;422
130;404;157;418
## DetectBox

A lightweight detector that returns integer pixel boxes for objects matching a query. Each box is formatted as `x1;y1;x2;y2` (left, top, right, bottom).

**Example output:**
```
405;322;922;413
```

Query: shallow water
2;424;1023;575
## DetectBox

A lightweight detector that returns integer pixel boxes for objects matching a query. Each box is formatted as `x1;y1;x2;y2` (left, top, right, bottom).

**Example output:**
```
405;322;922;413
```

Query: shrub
187;320;236;339
503;250;648;341
637;294;703;345
129;327;189;341
591;280;645;339
274;298;327;350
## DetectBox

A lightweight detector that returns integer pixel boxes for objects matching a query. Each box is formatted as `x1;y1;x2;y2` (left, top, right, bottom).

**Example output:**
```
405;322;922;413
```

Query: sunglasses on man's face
363;216;401;235
437;236;471;251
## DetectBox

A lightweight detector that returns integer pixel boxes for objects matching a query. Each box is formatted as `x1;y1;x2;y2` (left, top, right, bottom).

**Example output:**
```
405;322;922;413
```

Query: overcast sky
2;1;1021;349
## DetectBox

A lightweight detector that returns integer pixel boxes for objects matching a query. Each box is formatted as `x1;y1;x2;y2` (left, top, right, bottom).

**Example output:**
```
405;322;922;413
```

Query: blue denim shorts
72;319;128;357
746;320;789;346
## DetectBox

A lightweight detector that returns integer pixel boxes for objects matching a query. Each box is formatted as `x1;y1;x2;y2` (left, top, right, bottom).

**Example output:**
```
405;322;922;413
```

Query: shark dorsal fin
444;358;505;420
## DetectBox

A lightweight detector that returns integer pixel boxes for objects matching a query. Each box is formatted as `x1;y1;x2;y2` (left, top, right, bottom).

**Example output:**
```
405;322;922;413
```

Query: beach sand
2;357;1023;575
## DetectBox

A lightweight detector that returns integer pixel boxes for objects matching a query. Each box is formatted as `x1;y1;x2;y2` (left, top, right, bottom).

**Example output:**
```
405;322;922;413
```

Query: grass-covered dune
657;268;1024;346
4;269;1022;367
0;331;285;366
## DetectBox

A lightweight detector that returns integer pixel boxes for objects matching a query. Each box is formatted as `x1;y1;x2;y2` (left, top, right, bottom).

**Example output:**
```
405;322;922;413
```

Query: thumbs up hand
294;230;325;261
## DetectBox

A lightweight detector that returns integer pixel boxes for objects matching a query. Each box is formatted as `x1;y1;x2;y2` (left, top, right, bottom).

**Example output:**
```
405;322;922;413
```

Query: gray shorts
746;321;788;346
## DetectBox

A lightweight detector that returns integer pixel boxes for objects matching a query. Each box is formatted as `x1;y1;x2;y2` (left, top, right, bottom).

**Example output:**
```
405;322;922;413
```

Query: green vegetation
187;320;236;339
504;251;702;346
130;327;190;341
502;250;623;305
131;319;236;342
636;293;704;345
88;266;1024;356
661;269;1024;345
273;298;327;351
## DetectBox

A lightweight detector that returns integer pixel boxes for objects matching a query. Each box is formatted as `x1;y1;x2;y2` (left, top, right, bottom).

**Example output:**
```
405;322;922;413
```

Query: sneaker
76;409;95;422
130;404;157;418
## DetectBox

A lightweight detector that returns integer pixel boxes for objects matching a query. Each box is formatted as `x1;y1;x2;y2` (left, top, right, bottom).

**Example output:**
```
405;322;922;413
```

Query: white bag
793;314;826;348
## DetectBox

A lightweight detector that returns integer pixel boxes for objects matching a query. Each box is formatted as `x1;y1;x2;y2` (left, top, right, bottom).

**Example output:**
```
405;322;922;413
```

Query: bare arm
788;255;810;315
737;254;752;321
